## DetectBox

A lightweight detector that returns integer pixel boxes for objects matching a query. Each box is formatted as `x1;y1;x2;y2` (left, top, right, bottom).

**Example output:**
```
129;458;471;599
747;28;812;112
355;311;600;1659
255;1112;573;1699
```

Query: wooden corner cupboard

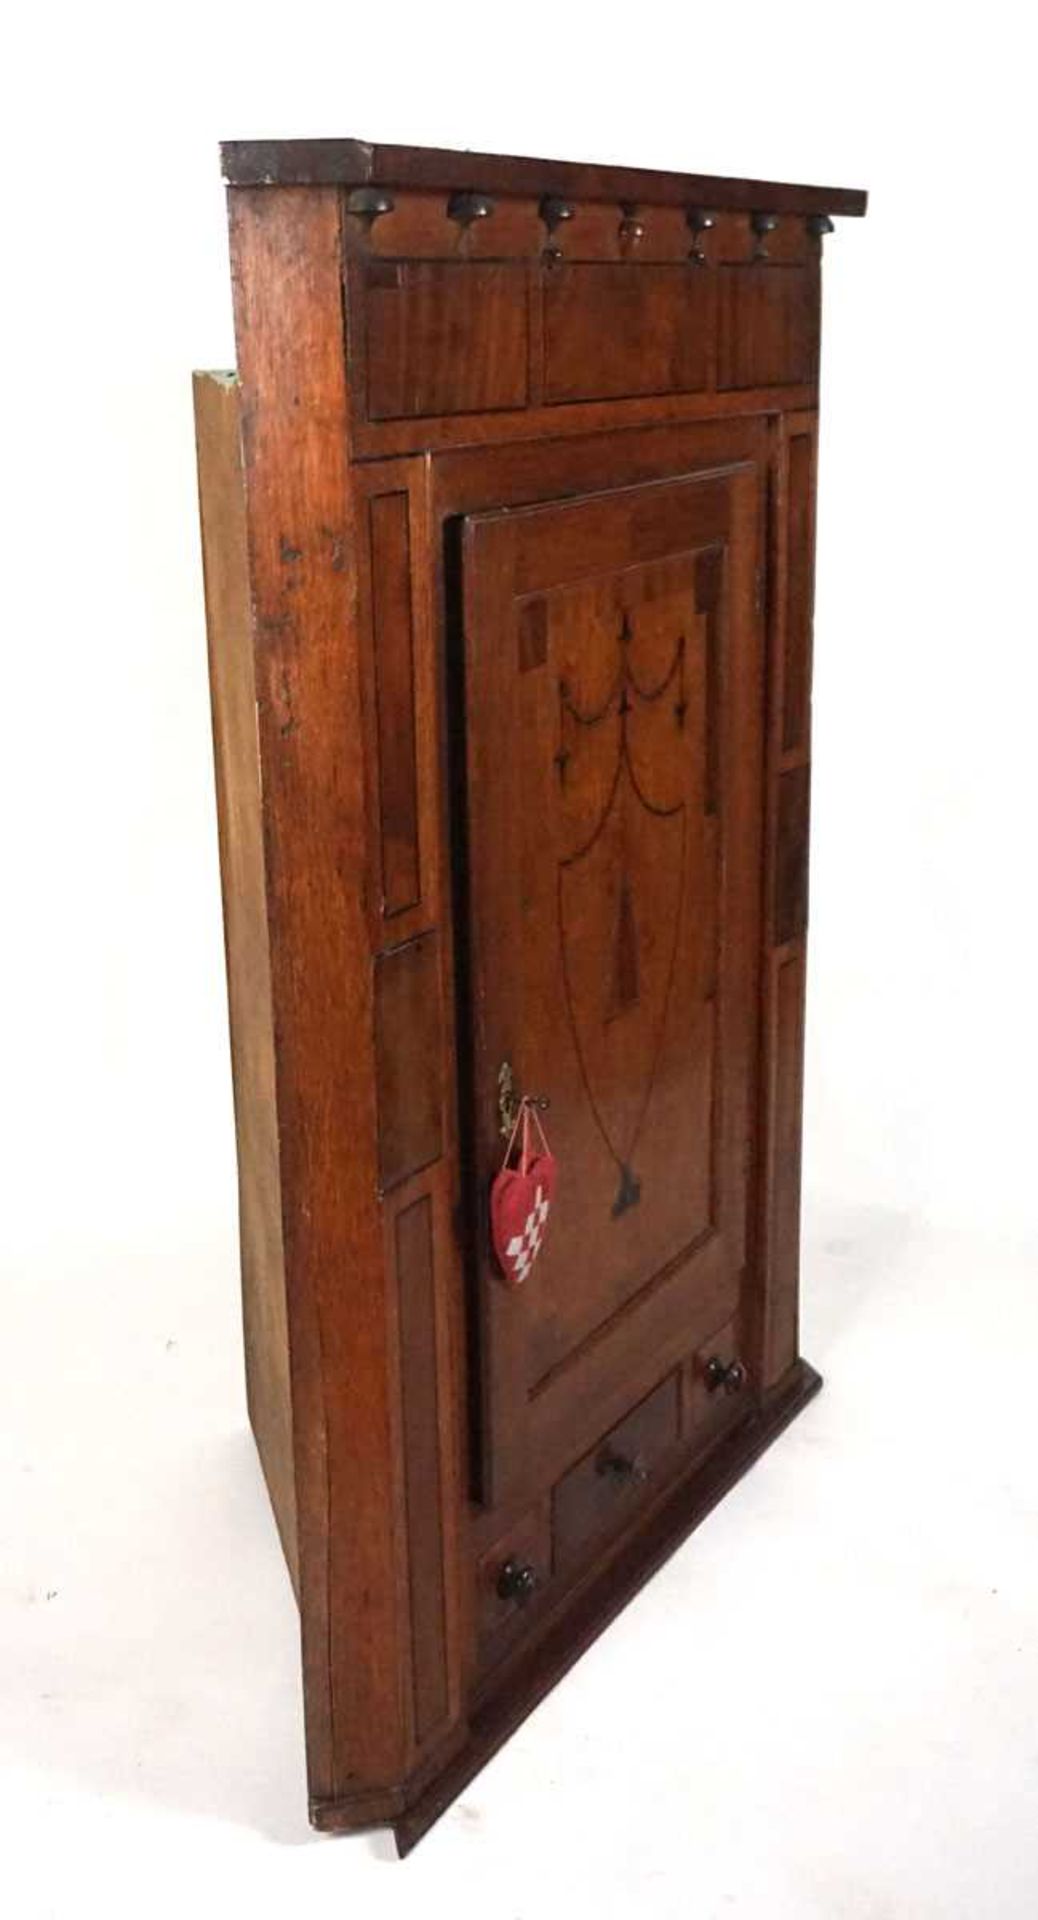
193;137;866;1853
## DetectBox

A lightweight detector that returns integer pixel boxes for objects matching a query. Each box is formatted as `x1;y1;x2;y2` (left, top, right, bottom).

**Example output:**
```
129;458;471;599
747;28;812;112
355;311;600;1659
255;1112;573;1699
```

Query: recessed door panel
462;465;764;1504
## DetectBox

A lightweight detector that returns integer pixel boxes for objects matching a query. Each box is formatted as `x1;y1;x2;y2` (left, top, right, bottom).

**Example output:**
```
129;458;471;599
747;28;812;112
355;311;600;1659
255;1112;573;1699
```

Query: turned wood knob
540;194;575;232
618;204;645;250
496;1557;538;1605
346;186;394;230
447;190;496;229
750;211;779;259
686;207;716;263
704;1356;748;1396
540;195;575;265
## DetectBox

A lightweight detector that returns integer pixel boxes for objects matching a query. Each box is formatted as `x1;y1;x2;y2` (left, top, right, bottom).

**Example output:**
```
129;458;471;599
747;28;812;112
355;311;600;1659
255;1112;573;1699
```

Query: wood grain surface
196;140;864;1850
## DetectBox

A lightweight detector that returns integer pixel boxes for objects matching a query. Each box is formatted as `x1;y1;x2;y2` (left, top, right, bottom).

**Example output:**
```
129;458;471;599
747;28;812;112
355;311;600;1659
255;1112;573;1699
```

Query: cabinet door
461;464;764;1505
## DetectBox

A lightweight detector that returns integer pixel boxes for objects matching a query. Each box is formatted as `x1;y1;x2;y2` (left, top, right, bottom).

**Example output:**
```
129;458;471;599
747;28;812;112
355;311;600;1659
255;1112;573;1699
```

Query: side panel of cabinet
352;459;467;1761
755;411;818;1387
194;371;298;1595
226;190;465;1814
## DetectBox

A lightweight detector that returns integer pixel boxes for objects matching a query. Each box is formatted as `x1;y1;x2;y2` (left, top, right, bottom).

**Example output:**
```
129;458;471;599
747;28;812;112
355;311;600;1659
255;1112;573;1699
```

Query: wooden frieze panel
717;262;819;390
345;198;836;445
362;260;529;419
543;262;715;402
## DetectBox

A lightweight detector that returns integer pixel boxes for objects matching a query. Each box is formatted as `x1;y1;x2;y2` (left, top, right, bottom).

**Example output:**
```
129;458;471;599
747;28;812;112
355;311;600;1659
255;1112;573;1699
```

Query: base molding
310;1357;822;1855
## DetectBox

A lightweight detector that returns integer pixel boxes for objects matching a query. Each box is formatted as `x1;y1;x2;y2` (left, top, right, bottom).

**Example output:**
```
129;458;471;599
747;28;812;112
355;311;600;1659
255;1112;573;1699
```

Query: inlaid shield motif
556;608;690;1218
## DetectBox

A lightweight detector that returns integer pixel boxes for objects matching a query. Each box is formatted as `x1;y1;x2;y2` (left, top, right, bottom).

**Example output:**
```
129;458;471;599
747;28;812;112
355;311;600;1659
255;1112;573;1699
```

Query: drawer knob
704;1355;748;1396
496;1556;538;1606
596;1447;649;1486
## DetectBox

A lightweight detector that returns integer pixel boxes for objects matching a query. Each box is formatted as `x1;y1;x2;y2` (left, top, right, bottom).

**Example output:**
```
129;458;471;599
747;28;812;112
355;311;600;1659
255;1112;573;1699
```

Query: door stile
461;514;535;1506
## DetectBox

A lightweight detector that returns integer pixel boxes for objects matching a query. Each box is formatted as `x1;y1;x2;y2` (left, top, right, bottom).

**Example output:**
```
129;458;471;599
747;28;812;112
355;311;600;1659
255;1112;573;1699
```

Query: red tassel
490;1099;557;1286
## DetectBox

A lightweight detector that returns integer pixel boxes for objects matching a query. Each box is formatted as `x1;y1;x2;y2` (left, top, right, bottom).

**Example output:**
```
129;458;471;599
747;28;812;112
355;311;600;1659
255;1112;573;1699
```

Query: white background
3;5;1037;1915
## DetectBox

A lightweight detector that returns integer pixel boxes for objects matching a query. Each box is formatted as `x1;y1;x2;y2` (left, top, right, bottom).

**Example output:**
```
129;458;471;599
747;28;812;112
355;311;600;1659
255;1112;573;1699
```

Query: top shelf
220;138;867;220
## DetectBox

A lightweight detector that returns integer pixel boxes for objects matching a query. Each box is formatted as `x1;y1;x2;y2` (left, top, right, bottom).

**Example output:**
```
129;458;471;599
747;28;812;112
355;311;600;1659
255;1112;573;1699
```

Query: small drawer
552;1371;680;1576
686;1315;753;1449
476;1506;551;1652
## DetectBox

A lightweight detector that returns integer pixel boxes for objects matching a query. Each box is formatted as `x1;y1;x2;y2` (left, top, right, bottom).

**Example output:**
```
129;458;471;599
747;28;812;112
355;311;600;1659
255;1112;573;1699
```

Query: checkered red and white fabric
490;1099;557;1287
